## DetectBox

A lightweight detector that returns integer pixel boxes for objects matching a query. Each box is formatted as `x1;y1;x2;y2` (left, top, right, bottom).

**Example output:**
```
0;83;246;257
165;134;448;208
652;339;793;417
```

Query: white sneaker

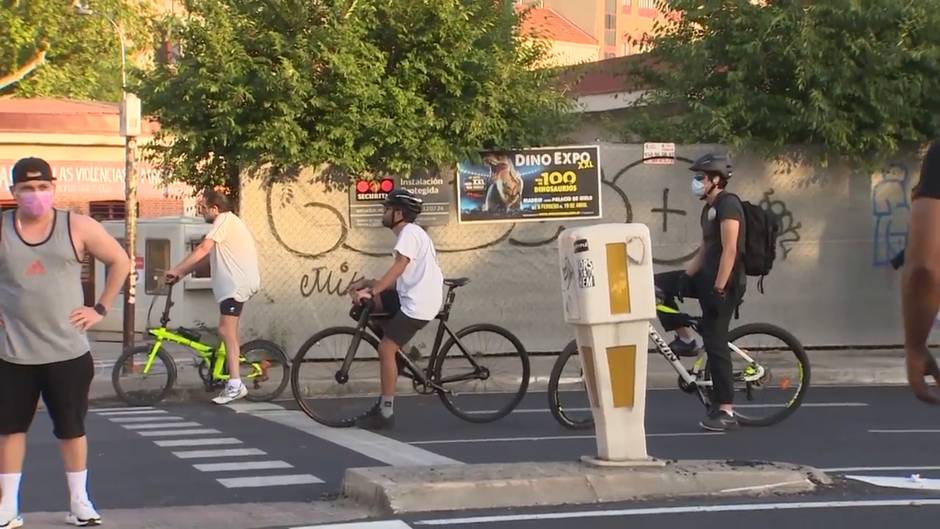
0;514;23;529
66;499;101;526
211;382;248;404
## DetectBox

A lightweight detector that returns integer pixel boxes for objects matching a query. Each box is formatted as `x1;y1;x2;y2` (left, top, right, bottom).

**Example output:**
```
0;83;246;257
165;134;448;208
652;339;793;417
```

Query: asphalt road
16;385;940;528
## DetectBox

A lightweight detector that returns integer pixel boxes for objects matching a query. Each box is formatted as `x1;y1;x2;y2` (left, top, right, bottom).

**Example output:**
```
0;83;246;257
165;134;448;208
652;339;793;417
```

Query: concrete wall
238;143;917;355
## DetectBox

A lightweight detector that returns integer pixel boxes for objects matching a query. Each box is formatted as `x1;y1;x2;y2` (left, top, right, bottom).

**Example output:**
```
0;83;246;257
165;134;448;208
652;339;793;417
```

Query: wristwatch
94;303;107;316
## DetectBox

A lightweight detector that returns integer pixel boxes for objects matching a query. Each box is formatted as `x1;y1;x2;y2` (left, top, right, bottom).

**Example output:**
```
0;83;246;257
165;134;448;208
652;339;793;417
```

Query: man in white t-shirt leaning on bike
346;189;444;430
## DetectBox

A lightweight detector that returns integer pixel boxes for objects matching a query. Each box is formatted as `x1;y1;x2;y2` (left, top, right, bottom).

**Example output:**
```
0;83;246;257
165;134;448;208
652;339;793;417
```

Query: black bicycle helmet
689;152;733;180
383;188;423;218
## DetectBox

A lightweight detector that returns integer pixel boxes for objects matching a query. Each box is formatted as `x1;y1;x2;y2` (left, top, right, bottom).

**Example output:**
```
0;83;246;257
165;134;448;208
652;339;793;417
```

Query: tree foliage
138;0;574;192
0;0;154;101
627;0;940;164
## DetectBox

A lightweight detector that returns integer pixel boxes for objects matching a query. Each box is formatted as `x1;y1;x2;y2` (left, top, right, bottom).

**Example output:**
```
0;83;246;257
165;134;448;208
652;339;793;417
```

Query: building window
89;201;125;220
188;237;212;278
145;239;171;295
639;0;656;8
605;0;617;45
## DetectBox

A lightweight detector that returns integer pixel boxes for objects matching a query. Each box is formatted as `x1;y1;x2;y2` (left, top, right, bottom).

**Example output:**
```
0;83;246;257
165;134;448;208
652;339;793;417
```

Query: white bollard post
558;223;662;466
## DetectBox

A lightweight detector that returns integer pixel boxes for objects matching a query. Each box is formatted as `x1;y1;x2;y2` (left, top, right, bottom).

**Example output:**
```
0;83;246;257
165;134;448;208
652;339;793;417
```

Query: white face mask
691;177;707;198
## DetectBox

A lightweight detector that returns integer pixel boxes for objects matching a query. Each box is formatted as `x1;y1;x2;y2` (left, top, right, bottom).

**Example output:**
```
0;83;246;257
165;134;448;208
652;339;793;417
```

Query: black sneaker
355;406;395;430
669;336;701;358
699;409;739;432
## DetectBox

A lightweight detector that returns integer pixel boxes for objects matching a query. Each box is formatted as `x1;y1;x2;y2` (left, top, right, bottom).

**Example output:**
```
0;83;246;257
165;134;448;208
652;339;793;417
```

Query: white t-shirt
393;223;444;321
206;212;261;303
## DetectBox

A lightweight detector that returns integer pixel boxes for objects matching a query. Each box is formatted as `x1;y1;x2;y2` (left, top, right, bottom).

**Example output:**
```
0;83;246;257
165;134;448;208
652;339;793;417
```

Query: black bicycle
290;277;531;427
548;302;810;430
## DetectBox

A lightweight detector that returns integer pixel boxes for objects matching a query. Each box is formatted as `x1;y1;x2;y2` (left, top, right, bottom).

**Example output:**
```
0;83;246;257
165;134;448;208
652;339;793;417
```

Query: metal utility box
95;216;216;335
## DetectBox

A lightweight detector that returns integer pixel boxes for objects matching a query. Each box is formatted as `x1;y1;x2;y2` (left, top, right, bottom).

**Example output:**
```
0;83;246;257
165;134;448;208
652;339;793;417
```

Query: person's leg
213;299;247;404
356;309;428;430
654;271;700;352
697;287;739;431
0;359;41;525
42;352;101;524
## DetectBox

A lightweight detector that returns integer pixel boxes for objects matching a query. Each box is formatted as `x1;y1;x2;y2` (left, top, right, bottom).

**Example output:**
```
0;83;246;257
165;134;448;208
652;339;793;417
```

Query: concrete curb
341;460;831;515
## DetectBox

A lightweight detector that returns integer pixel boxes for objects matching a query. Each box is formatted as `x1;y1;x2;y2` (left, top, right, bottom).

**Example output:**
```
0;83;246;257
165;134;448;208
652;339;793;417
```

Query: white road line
846;475;940;491
137;429;222;437
109;416;185;423
216;474;324;488
92;406;155;412
412;499;940;525
869;429;940;434
155;438;242;448
172;448;266;459
224;402;286;413
121;422;203;430
98;410;168;416
249;408;464;467
193;461;294;472
824;466;940;472
293;520;413;529
409;432;721;445
469;402;869;415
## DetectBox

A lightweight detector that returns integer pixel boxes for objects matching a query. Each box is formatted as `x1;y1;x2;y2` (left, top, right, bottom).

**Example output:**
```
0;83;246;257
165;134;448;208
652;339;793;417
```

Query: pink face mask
17;190;54;218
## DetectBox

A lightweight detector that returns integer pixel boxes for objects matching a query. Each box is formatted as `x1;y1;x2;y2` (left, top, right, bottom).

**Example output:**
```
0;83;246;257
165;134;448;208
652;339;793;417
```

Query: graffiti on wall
264;154;805;297
871;163;912;267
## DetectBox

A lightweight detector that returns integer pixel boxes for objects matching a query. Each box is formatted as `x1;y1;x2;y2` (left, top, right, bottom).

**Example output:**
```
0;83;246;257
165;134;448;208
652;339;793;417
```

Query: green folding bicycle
111;282;289;406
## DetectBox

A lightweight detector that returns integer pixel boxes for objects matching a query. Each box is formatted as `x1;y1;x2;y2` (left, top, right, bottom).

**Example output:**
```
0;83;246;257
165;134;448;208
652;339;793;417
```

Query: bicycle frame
138;284;262;380
338;288;487;392
649;325;764;388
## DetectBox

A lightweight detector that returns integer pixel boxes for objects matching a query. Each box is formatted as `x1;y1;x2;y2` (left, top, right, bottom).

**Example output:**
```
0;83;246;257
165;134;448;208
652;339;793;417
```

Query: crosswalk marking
121;422;203;430
293;521;413;529
193;461;293;472
137;429;222;437
109;416;185;423
172;448;266;459
92;406;155;412
155;438;242;448
98;409;169;416
216;474;324;488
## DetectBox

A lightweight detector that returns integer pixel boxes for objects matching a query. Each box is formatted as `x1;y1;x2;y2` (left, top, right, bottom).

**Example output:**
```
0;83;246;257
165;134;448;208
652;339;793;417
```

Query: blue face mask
691;176;707;198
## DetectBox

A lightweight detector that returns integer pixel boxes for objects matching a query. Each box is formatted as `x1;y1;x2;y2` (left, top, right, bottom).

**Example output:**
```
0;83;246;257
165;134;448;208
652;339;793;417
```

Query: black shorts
220;298;245;317
376;291;429;346
0;352;94;439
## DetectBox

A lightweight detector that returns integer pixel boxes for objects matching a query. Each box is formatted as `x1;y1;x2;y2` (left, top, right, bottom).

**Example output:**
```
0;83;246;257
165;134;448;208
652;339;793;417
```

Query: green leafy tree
626;0;940;164
0;0;154;101
138;0;574;192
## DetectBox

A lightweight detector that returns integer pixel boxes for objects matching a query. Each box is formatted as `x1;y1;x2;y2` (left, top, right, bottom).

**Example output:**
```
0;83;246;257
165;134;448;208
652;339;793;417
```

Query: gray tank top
0;209;90;364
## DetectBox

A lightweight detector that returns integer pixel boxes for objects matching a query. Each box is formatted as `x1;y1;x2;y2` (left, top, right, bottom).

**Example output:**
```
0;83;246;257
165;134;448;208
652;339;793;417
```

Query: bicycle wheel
432;323;529;423
726;323;810;427
111;344;177;406
290;327;382;427
240;339;290;402
548;340;594;430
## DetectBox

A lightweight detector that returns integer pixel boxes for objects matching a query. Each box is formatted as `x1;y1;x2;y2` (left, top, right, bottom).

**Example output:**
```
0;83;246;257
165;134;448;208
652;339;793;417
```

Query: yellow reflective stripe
656;304;680;314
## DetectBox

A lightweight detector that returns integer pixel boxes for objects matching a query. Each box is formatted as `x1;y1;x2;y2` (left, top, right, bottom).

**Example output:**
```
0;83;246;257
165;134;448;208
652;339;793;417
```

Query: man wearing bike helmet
347;188;444;429
654;152;745;431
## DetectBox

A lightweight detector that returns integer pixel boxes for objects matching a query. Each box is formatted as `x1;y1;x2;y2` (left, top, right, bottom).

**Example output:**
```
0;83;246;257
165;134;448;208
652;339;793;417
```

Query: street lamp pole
77;3;139;351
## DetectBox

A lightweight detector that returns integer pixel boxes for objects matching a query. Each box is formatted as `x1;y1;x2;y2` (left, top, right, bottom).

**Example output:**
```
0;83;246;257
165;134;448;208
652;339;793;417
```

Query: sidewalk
87;339;912;405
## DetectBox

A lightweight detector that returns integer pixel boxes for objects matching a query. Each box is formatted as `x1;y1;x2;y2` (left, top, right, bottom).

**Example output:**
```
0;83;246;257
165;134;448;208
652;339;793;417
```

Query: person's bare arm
167;238;215;280
715;218;741;291
70;215;130;330
901;197;940;404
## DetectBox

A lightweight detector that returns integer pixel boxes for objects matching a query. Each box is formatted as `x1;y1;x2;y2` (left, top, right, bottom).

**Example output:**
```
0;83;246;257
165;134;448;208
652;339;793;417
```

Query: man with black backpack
655;152;748;431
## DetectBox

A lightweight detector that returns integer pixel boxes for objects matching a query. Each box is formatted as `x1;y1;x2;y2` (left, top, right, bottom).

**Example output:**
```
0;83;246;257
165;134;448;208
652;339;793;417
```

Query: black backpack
724;193;781;292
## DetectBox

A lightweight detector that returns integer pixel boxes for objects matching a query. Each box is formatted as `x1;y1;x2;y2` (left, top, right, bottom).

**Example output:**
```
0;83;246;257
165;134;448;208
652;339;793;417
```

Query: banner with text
0;160;189;200
348;168;453;228
456;145;601;224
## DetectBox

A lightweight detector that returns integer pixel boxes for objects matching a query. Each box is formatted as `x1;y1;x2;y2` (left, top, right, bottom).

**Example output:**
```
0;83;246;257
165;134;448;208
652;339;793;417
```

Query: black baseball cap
11;157;54;185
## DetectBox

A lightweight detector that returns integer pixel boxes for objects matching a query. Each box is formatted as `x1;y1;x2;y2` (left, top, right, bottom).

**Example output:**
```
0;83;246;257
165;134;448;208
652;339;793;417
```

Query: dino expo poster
456;145;602;224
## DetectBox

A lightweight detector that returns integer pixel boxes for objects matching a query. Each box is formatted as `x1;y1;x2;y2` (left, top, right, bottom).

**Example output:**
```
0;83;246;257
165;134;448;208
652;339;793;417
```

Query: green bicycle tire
111;344;178;406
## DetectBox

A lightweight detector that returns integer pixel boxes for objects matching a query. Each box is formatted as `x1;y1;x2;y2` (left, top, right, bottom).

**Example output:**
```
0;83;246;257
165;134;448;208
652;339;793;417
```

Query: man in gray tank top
0;157;129;528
